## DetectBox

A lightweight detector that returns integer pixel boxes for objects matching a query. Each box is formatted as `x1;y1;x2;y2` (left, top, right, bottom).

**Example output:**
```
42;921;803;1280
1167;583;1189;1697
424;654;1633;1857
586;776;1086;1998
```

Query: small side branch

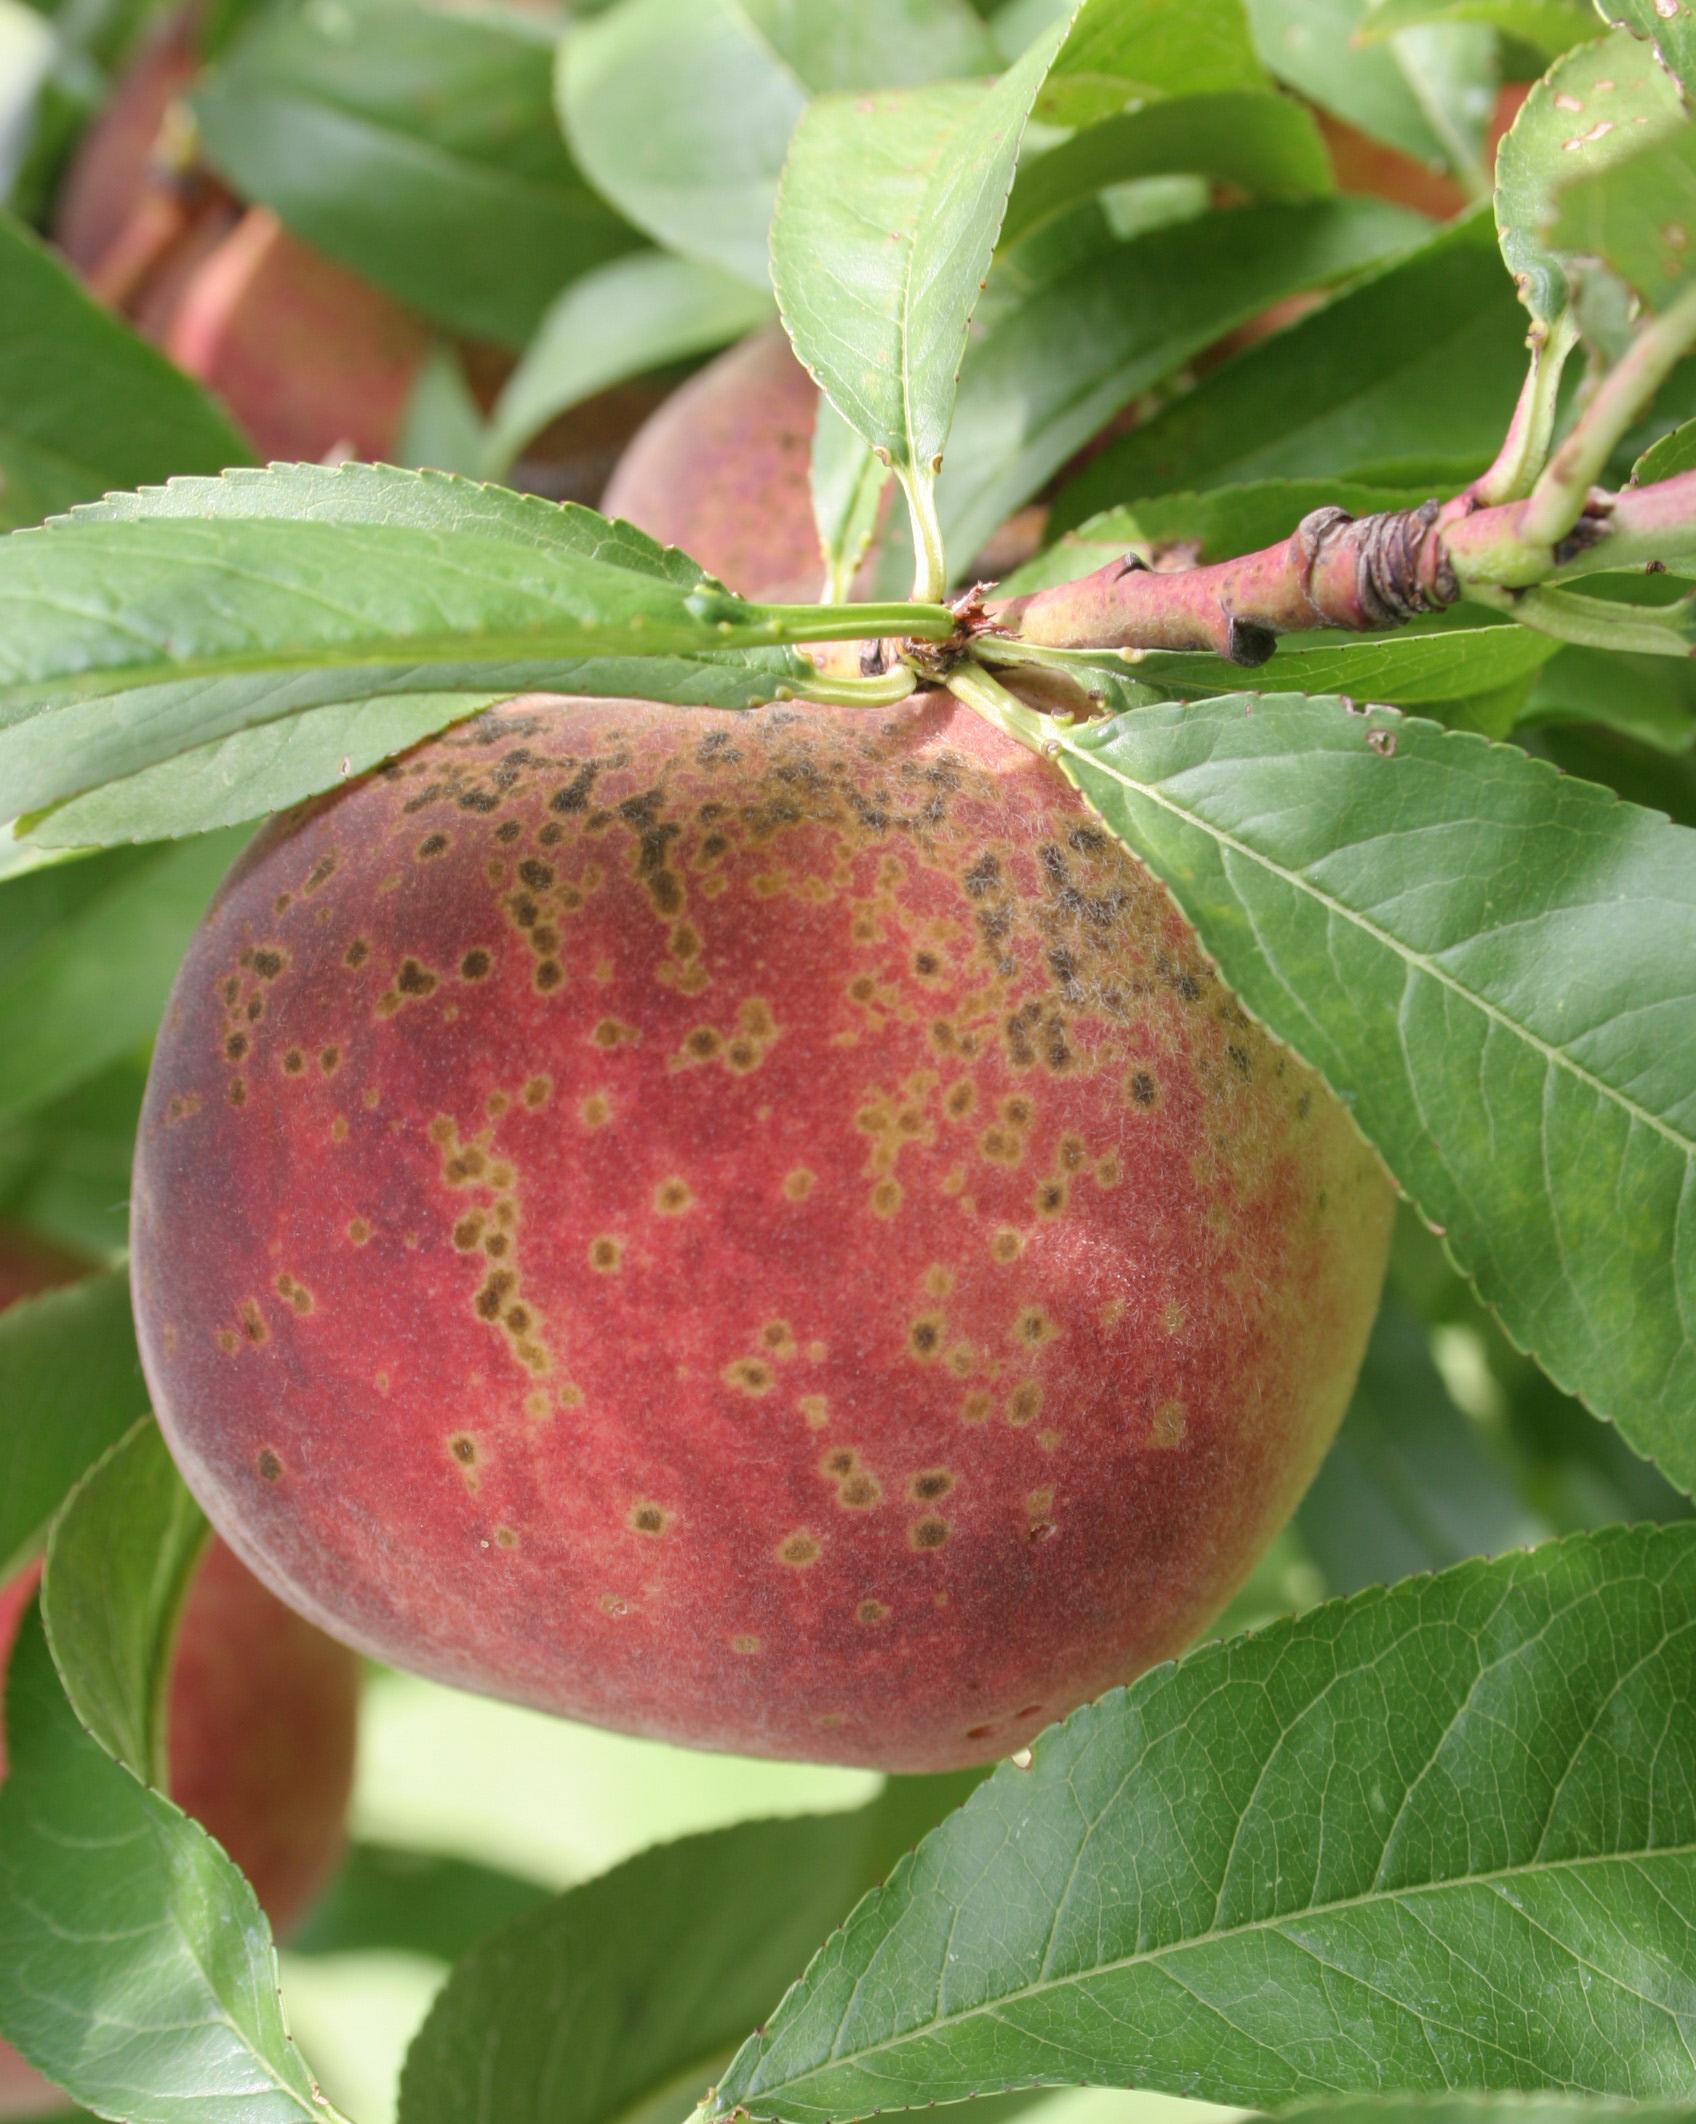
985;502;1459;659
981;470;1696;662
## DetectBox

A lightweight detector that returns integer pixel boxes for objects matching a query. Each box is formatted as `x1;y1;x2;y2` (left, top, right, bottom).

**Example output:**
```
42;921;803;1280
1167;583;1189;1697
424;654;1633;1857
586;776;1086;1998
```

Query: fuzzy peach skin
601;327;823;600
0;1489;358;2114
132;694;1391;1773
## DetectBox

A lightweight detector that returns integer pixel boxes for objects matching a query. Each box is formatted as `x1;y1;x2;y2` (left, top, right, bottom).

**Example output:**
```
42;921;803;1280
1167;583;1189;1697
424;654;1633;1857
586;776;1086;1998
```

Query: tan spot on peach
589;1236;622;1273
655;1177;694;1216
783;1168;816;1202
598;1593;631;1618
806;1339;827;1362
493;1526;519;1550
329;1114;350;1144
1034;1178;1068;1219
524;1389;551;1421
798;1394;830;1428
1008;1380;1043;1427
558;1383;584;1410
776;1530;820;1568
374;1370;390;1394
628;1502;671;1537
1151;1399;1188;1448
908;1313;945;1361
580;1092;612;1129
1037;1427;1062;1453
361;1087;380;1110
924;1264;954;1300
215;1329;240;1355
1027;1486;1055;1516
1160;1300;1186;1335
870;1178;903;1219
723;1357;774;1396
960;1390;992;1425
729;1633;761;1655
1013;1305;1057;1348
909;1516;950;1552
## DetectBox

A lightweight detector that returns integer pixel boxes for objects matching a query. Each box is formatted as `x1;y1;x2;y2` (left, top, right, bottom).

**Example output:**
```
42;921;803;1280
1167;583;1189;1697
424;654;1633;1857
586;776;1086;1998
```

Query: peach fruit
602;327;824;599
132;693;1392;1773
0;1229;359;2118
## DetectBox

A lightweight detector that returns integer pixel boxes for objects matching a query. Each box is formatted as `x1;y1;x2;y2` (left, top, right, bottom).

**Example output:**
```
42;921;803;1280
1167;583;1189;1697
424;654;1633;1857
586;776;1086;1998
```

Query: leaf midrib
742;1835;1696;2104
1063;735;1694;1161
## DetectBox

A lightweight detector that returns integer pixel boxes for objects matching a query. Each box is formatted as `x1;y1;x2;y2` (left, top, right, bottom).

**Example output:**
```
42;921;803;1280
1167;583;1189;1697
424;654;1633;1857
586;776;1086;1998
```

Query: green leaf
708;1524;1696;2120
1360;0;1599;51
1298;1293;1547;1594
770;23;1065;581
0;1059;146;1262
559;0;998;287
1596;0;1696;101
0;1431;334;2124
41;1420;206;1782
1052;209;1526;527
940;197;1432;565
0;211;248;531
811;395;890;601
26;693;499;849
0;1267;143;1578
1633;414;1696;484
1055;694;1696;1484
194;0;637;348
1284;2102;1696;2124
1003;90;1334;246
1522;642;1696;753
396;347;488;478
1036;0;1267;123
399;1778;986;2124
1550;117;1696;314
0;465;819;831
287;1843;550;1964
997;479;1436;594
484;252;771;476
1494;31;1685;329
0;833;243;1115
1132;618;1559;706
1245;0;1496;175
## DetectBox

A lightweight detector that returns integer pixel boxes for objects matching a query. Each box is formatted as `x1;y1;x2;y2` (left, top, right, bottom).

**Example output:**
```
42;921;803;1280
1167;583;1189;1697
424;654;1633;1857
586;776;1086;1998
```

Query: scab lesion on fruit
1013;1305;1057;1349
776;1529;820;1568
1007;1381;1042;1427
627;1501;671;1537
907;1314;945;1361
654;1177;694;1216
909;1516;950;1551
856;1599;888;1626
1150;1399;1188;1448
273;1272;313;1316
909;1469;955;1502
588;1236;622;1273
256;1446;283;1482
782;1167;815;1202
722;1356;774;1396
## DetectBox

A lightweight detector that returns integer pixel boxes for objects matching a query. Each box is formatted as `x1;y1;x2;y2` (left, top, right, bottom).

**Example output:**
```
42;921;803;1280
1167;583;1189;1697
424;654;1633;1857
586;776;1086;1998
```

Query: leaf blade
1057;695;1696;1482
708;1525;1696;2120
